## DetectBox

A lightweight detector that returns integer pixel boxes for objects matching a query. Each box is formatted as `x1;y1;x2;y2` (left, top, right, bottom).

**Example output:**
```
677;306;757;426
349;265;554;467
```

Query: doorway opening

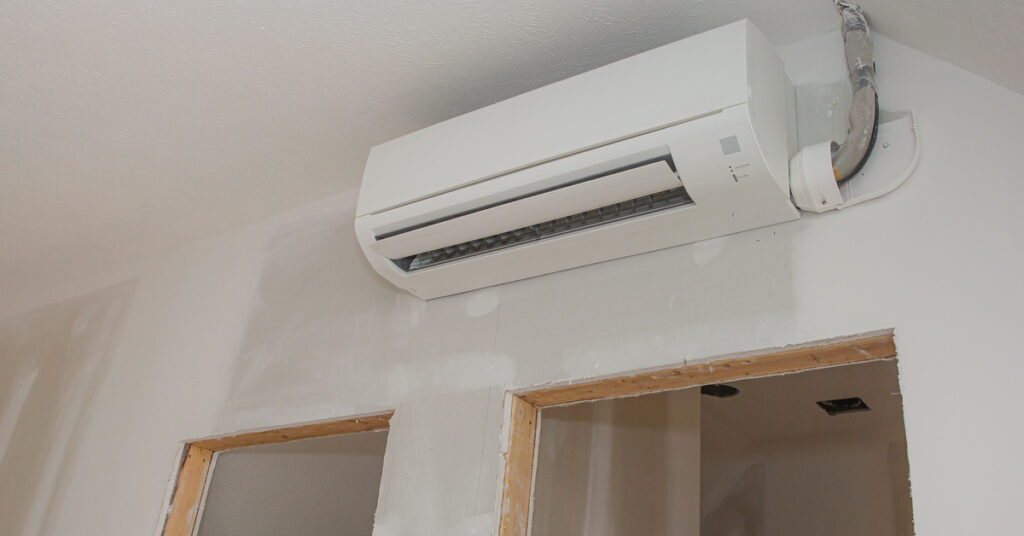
498;332;913;535
160;412;391;536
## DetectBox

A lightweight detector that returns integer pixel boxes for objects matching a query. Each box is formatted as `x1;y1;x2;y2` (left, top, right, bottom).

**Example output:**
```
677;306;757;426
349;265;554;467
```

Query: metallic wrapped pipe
832;0;877;182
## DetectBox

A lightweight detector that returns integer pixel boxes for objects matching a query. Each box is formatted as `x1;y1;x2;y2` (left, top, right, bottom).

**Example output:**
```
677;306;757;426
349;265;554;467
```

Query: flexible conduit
832;1;878;183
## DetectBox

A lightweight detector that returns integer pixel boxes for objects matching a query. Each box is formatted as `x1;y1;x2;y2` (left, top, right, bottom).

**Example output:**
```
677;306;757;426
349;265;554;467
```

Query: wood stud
161;445;213;536
498;396;539;536
520;333;896;408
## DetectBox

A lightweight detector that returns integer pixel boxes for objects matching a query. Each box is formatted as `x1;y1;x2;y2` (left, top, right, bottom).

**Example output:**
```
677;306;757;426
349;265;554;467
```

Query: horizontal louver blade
393;186;692;272
370;158;682;260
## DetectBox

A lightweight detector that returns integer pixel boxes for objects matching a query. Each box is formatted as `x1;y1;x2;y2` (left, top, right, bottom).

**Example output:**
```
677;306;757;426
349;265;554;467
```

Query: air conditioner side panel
745;22;798;194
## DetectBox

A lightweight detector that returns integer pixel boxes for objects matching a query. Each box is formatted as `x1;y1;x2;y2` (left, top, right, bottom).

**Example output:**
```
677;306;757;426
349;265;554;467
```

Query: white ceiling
2;1;1022;291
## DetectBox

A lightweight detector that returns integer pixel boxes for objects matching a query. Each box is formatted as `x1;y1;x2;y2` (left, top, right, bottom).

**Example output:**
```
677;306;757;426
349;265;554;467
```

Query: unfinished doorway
700;359;912;535
498;332;913;536
160;412;391;536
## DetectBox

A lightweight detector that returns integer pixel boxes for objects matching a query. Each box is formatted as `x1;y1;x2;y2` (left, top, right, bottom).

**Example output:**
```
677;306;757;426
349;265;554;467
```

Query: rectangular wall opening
160;412;391;536
529;359;912;535
195;430;388;536
497;332;914;536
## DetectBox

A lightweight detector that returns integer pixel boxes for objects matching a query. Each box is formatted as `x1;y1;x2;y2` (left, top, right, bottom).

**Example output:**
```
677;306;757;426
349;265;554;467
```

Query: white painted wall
1;31;1023;536
709;434;912;536
700;361;913;536
196;431;388;536
533;389;700;536
0;283;135;536
702;427;911;536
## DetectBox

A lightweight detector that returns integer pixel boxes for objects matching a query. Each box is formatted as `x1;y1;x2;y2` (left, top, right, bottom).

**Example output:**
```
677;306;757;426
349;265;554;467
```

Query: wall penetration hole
700;384;740;398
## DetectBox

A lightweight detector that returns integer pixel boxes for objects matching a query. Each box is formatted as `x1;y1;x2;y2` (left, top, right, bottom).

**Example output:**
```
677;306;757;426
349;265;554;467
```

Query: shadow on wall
701;464;766;536
220;196;521;431
494;223;797;385
0;281;136;536
533;389;701;536
220;208;404;427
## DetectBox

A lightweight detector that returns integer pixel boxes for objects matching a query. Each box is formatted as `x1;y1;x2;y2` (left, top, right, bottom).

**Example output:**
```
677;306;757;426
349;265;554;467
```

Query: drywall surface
1;30;1023;536
196;431;387;536
533;389;699;536
0;282;135;536
701;361;913;536
704;432;910;536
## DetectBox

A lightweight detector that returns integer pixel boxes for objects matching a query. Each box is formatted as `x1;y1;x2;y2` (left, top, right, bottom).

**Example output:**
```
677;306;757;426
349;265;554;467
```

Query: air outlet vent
391;186;693;272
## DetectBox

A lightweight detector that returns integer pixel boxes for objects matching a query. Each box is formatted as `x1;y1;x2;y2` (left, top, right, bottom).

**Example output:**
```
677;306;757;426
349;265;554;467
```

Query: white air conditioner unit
356;20;799;299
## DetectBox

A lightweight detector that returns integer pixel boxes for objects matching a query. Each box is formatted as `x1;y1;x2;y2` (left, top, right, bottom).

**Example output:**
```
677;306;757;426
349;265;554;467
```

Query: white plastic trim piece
790;111;919;213
835;112;919;210
789;140;842;212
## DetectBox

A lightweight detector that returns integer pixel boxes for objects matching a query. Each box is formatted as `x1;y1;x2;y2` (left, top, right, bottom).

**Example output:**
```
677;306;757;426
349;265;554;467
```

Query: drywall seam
7;281;137;536
580;402;613;536
0;368;38;465
471;385;500;531
491;392;516;535
153;443;189;536
21;355;100;536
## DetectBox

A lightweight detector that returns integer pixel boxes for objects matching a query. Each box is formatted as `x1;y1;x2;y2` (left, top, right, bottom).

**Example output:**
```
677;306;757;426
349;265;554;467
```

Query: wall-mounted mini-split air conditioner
355;14;907;300
356;21;797;299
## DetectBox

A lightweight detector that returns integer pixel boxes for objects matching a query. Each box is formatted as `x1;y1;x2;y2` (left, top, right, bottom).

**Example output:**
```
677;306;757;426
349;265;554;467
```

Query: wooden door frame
496;331;897;536
159;411;393;536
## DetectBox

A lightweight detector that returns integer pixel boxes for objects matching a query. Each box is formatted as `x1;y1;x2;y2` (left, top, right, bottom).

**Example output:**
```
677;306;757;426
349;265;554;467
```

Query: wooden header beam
189;412;392;451
519;333;895;408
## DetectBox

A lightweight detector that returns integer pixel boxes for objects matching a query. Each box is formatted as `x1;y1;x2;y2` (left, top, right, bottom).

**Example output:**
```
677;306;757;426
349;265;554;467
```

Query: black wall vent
816;397;870;415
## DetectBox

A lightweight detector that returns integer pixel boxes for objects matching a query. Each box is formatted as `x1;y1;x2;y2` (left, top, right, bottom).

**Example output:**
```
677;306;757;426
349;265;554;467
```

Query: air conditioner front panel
355;103;798;299
357;21;755;216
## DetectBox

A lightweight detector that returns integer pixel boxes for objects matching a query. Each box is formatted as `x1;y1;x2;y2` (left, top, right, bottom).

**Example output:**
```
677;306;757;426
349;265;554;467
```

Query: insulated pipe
831;0;878;183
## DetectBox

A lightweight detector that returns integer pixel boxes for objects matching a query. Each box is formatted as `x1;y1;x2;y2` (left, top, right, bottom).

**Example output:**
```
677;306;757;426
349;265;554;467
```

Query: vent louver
391;186;693;272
